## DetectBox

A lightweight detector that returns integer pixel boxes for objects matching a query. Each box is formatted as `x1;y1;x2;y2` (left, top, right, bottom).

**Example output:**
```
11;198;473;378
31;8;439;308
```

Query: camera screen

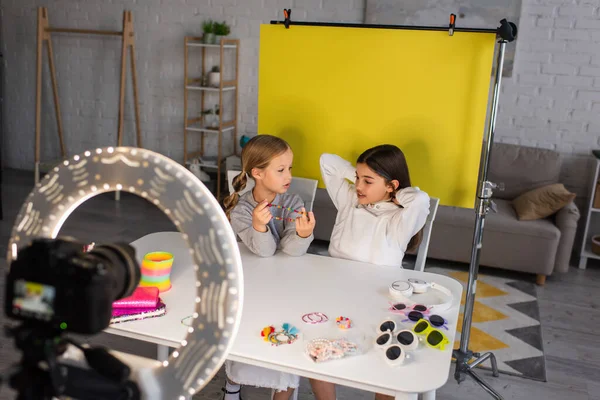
12;279;56;320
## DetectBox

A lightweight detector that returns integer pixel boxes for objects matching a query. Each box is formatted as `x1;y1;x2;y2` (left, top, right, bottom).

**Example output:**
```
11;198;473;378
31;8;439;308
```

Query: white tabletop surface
105;231;463;397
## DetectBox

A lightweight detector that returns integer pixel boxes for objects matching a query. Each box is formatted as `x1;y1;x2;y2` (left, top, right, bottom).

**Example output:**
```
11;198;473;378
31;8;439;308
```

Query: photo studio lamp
2;147;244;400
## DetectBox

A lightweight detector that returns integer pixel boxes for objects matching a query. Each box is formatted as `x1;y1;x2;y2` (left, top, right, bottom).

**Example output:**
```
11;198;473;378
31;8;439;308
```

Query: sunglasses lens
380;321;395;332
414;304;427;312
385;345;402;360
408;311;423;321
414;320;428;333
427;331;444;346
393;303;406;310
430;315;445;327
376;333;390;345
397;331;414;345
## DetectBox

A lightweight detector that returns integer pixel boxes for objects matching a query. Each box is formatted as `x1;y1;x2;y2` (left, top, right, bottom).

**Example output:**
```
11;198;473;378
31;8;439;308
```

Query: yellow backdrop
258;24;496;208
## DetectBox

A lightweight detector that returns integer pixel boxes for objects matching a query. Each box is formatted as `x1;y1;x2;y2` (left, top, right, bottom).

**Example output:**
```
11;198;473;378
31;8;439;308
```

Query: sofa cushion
437;199;560;240
512;183;576;221
488;143;561;201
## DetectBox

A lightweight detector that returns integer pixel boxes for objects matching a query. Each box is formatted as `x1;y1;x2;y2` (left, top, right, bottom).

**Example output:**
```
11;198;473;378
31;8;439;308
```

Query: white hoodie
320;153;430;268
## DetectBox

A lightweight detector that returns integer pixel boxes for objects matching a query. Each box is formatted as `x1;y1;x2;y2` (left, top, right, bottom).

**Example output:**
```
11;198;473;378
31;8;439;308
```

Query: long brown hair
357;144;424;252
223;135;290;219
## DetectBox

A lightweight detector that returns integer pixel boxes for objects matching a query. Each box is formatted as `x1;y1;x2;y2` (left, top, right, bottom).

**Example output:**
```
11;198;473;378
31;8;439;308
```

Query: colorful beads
268;204;306;214
336;316;352;329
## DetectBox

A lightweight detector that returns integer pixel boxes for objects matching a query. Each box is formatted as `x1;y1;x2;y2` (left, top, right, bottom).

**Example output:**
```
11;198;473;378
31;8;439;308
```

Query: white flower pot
208;72;220;87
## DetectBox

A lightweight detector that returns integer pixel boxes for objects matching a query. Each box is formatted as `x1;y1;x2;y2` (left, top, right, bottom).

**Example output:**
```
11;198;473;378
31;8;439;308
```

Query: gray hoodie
230;191;314;257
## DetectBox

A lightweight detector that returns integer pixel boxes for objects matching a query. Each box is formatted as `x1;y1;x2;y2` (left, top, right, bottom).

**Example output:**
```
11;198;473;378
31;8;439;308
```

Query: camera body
5;238;140;335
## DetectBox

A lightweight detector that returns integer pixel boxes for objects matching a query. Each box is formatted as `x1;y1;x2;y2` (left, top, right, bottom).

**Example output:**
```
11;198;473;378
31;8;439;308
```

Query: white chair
412;197;440;272
227;170;318;211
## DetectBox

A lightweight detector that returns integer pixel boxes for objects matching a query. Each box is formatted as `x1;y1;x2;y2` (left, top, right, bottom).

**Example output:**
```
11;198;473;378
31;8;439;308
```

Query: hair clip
336;316;352;329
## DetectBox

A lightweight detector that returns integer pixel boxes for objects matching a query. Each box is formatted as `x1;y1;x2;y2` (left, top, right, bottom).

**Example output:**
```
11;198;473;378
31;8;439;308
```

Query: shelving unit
183;36;239;200
579;155;600;269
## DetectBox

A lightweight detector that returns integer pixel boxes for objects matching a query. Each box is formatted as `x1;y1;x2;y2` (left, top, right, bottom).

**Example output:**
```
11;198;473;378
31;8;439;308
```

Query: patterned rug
428;267;547;382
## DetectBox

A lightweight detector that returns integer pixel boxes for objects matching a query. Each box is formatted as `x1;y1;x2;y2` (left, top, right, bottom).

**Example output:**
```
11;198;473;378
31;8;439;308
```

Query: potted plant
202;20;215;44
208;65;220;87
213;21;231;44
202;108;215;127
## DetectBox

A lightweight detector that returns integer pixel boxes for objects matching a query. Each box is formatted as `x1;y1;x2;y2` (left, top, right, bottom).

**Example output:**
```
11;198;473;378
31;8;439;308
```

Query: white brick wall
497;0;600;205
0;0;364;170
1;0;599;207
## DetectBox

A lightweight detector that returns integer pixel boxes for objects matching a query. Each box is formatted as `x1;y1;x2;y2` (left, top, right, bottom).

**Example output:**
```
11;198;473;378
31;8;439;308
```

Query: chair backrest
412;197;440;272
227;170;318;211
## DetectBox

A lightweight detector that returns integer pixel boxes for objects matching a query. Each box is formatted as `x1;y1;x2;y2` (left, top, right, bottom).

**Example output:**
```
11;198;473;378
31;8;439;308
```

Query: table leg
422;390;435;400
157;344;169;362
394;392;417;400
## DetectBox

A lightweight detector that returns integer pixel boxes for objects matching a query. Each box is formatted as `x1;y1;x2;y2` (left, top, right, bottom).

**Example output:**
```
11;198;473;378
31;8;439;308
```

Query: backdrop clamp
449;14;456;36
283;9;291;29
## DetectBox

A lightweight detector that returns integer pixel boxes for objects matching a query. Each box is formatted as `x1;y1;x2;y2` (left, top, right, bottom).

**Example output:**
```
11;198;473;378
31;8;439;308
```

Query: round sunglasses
402;311;448;330
388;302;430;314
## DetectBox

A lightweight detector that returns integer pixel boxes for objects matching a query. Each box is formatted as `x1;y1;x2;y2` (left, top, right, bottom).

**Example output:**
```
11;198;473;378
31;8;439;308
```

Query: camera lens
89;243;140;301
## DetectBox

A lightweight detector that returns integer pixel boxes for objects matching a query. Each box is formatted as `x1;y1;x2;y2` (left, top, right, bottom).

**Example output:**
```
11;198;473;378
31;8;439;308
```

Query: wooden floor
0;168;599;400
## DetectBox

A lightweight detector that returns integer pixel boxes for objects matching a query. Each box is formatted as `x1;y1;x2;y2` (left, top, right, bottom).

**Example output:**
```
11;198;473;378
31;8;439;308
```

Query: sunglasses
383;344;411;366
402;311;448;330
388;302;430;314
412;319;450;351
377;319;397;335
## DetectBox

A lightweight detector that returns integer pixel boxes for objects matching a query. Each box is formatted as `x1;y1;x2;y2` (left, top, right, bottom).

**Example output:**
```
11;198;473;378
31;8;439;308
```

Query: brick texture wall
1;0;598;207
497;0;600;206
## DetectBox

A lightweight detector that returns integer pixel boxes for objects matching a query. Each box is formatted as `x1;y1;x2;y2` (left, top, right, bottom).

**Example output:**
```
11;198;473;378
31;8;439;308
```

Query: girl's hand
295;207;316;238
252;200;272;232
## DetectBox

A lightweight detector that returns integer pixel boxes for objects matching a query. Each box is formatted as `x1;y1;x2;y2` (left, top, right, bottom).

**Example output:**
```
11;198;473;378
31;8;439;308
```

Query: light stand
452;19;517;400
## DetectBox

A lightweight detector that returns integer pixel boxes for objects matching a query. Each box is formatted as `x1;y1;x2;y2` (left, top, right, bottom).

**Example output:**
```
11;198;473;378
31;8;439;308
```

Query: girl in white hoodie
310;144;430;400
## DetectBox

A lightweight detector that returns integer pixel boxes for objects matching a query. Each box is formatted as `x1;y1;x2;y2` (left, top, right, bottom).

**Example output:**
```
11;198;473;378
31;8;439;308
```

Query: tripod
452;19;517;400
3;322;140;400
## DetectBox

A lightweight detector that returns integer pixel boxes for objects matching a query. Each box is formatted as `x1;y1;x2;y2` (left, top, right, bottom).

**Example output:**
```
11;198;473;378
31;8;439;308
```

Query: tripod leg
468;352;500;378
466;369;503;400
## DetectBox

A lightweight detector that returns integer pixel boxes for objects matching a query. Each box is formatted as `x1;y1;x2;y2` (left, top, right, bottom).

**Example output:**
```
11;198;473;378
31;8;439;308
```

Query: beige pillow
512;183;576;221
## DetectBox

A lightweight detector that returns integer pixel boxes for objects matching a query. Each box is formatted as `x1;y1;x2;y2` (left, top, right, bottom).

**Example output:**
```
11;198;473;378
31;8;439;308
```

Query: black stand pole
452;19;517;400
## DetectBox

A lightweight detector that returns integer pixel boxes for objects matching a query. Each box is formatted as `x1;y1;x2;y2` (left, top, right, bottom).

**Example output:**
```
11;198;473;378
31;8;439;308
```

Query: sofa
312;143;580;285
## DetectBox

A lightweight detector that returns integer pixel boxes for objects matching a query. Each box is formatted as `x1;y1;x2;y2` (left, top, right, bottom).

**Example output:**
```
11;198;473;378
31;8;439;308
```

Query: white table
106;232;463;400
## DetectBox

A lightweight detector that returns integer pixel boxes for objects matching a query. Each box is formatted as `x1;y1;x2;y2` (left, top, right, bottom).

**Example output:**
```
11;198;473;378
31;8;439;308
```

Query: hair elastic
302;312;328;324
